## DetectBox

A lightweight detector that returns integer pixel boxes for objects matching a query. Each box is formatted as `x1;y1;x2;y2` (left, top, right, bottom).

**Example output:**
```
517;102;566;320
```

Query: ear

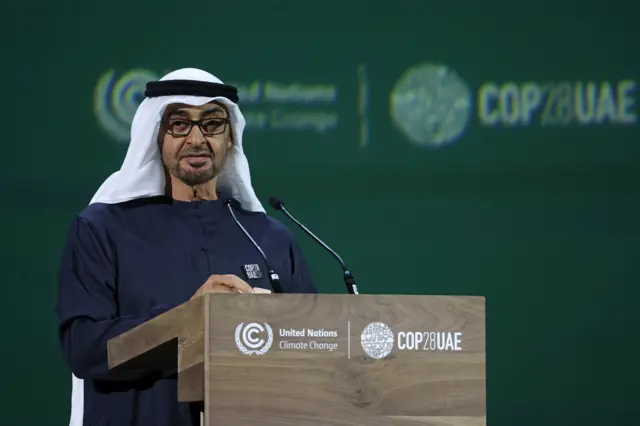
227;129;234;149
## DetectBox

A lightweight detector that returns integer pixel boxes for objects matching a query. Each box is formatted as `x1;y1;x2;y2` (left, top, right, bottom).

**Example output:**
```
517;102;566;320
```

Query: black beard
173;164;218;186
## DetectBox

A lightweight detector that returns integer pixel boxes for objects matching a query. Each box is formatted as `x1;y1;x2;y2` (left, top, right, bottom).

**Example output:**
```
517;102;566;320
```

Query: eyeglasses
165;118;230;137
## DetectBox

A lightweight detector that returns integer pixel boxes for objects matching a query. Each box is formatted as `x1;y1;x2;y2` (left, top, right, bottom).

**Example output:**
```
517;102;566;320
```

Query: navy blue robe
56;195;317;426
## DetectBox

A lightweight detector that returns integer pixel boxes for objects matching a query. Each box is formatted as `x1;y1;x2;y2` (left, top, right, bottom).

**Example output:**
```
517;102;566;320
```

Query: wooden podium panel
108;294;486;426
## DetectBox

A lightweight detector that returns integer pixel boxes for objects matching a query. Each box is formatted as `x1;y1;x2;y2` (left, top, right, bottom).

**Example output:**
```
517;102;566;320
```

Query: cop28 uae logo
390;63;473;149
360;321;395;359
390;62;638;149
235;322;274;355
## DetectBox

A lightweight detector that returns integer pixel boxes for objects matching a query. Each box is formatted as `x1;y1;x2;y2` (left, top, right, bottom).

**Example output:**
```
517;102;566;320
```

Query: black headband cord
144;80;239;103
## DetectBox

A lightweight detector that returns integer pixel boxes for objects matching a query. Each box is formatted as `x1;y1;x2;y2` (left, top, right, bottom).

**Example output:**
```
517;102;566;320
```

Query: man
56;68;317;426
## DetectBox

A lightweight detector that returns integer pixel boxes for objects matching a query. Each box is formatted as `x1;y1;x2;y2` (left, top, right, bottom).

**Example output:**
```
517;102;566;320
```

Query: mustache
178;147;213;159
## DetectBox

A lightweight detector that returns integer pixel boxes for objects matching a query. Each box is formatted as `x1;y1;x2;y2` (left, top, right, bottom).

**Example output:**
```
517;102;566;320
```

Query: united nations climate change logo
360;321;395;359
235;322;274;355
390;63;472;149
94;69;160;144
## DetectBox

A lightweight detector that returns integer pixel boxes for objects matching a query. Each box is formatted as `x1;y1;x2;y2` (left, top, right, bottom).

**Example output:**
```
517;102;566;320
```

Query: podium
108;294;486;426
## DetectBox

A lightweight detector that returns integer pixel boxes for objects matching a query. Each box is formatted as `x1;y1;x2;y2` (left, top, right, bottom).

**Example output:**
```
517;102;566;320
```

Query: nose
184;123;206;144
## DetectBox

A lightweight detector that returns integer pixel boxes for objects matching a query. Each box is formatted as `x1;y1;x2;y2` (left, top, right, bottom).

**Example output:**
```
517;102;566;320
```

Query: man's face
159;102;233;187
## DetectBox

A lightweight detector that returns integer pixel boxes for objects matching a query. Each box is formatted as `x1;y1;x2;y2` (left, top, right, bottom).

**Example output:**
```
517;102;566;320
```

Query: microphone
225;200;284;293
268;196;359;295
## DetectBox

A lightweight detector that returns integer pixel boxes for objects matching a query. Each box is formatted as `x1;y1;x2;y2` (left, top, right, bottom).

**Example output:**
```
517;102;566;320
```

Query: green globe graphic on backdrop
390;63;472;148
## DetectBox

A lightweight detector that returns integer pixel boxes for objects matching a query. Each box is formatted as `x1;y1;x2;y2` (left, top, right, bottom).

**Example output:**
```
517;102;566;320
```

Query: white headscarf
89;67;265;212
68;67;264;426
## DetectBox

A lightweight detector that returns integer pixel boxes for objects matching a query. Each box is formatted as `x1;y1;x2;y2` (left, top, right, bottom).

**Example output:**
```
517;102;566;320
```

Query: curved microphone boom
226;200;283;293
268;196;359;295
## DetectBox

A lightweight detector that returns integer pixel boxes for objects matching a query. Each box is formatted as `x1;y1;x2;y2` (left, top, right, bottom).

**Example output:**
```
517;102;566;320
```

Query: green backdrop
2;0;638;424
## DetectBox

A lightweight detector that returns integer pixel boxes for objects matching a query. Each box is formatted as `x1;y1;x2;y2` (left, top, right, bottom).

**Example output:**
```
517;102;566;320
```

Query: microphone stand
273;200;359;295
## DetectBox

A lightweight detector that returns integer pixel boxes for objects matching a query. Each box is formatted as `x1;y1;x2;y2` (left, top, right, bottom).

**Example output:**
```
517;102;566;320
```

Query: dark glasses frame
164;117;230;137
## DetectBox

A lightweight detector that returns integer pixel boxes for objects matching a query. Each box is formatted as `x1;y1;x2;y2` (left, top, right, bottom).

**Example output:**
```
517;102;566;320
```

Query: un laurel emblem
234;322;274;355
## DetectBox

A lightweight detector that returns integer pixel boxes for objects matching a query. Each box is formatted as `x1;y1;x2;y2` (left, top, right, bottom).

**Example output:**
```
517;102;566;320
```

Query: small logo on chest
242;264;263;280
